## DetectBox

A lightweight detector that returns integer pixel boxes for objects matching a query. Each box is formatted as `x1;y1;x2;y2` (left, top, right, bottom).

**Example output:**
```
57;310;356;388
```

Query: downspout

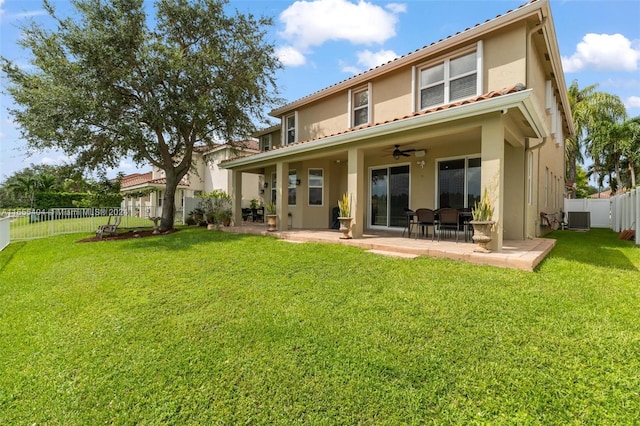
525;16;548;238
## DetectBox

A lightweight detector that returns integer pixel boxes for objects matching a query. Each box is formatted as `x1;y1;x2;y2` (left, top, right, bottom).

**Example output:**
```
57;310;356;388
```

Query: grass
0;227;638;424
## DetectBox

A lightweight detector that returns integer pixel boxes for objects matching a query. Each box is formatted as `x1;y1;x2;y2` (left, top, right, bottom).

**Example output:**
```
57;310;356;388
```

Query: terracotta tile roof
193;140;260;153
590;190;613;199
272;0;538;114
223;84;527;163
120;172;152;188
120;171;189;189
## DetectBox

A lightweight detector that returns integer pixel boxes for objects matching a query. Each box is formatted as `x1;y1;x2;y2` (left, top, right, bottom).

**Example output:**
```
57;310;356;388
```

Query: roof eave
223;90;539;169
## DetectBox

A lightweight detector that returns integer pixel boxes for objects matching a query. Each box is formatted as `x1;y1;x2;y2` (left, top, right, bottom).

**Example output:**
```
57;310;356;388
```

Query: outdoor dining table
406;208;474;242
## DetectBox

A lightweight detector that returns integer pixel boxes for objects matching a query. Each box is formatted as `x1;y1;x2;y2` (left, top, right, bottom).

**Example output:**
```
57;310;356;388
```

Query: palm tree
565;80;598;187
8;176;38;208
566;81;628;195
37;173;58;192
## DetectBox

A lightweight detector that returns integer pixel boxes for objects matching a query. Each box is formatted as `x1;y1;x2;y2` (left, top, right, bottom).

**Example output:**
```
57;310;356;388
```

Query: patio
220;223;555;271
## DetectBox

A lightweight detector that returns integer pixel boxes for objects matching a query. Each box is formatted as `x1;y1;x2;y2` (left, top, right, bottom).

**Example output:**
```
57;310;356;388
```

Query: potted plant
265;201;277;232
470;188;495;252
337;193;352;239
199;189;233;230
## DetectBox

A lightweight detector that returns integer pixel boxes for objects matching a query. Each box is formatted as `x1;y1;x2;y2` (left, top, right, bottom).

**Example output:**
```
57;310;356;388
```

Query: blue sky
1;0;639;182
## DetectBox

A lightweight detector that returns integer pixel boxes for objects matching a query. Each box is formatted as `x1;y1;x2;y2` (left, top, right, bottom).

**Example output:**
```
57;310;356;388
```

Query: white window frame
271;172;277;204
348;83;371;128
434;154;481;209
414;41;482;112
260;134;271;151
308;168;324;207
544;167;549;208
283;112;298;145
288;169;297;206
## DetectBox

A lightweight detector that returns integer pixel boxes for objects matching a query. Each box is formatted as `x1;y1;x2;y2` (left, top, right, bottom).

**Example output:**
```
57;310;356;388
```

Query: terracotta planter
470;220;495;252
337;217;353;239
266;214;277;232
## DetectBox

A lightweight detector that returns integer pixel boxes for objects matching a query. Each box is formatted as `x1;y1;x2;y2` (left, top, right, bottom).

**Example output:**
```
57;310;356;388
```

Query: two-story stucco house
222;0;573;251
120;141;262;219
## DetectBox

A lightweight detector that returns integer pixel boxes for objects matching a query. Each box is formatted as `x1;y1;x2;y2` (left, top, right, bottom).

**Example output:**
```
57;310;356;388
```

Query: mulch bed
77;228;179;243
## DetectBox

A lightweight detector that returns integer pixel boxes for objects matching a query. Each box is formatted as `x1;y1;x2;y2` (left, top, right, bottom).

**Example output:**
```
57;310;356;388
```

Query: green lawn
0;227;638;424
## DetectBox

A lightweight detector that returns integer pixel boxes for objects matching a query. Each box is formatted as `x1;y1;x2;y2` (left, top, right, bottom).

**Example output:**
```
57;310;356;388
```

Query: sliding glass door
370;165;410;228
437;157;481;209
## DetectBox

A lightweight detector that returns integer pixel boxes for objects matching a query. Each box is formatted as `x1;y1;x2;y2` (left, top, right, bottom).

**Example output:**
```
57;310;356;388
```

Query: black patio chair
415;208;436;240
402;208;417;237
436;208;460;242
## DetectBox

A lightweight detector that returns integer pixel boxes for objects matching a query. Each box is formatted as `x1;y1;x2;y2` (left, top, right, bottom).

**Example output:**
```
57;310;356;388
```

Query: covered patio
220;223;555;271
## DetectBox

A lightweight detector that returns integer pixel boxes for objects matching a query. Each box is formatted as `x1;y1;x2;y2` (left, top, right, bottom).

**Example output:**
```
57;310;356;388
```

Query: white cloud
341;49;398;74
356;49;398;69
340;62;361;74
279;0;404;50
40;155;72;166
385;3;407;14
626;96;640;108
276;45;307;67
562;33;640;73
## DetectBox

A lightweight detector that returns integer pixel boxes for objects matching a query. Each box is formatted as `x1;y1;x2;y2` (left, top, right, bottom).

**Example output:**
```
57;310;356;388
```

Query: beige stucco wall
277;23;530;145
297;93;348;142
263;159;341;229
484;24;527;92
371;68;412;123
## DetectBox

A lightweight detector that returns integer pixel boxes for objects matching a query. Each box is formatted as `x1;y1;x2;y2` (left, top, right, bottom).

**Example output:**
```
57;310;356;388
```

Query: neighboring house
120;141;262;218
221;0;574;251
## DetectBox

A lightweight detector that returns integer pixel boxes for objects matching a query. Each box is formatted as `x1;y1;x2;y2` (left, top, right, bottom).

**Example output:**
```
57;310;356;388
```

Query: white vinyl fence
564;198;611;228
0;206;183;244
564;187;640;245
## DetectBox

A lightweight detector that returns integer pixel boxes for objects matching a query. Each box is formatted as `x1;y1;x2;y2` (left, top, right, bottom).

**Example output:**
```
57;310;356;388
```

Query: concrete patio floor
220;223;555;271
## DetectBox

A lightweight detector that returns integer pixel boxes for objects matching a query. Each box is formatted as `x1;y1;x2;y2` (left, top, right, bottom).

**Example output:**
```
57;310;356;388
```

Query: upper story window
417;44;481;110
353;88;369;127
285;113;296;145
259;134;271;151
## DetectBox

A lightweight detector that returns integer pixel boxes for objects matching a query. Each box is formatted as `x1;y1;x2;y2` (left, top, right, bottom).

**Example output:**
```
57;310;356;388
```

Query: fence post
0;217;10;251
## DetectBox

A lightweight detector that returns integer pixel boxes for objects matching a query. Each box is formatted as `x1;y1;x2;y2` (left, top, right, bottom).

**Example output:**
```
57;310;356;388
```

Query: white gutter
223;89;541;169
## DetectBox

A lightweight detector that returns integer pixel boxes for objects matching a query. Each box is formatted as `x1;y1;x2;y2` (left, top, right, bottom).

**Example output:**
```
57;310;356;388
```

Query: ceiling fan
391;145;416;160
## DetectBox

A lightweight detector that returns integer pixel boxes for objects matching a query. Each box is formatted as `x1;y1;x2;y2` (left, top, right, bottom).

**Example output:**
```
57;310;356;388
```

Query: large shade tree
2;0;280;230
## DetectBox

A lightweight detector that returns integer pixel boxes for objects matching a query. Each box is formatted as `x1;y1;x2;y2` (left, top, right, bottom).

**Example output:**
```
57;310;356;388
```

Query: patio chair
241;208;252;222
402;208;417;237
436;208;460;242
458;207;473;242
252;207;264;222
96;215;122;239
415;208;436;240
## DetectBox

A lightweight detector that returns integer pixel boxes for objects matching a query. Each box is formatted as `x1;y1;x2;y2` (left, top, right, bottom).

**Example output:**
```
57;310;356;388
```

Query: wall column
481;113;505;251
231;169;241;226
348;147;365;238
276;161;289;231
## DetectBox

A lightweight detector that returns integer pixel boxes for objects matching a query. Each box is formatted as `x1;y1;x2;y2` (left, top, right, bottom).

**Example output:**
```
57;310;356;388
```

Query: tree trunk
161;172;180;231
